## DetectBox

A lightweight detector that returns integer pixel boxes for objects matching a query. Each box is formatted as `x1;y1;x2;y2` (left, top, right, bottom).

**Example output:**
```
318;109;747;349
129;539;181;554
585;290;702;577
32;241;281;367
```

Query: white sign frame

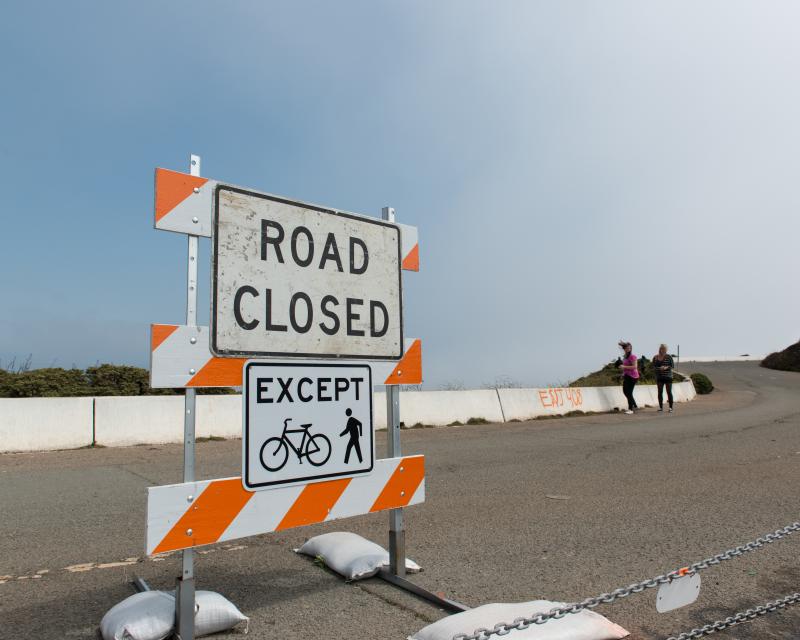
211;185;404;360
242;360;374;491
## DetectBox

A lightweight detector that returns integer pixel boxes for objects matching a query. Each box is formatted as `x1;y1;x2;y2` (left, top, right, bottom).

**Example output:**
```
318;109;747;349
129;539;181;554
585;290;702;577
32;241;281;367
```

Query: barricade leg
175;559;195;640
386;385;406;577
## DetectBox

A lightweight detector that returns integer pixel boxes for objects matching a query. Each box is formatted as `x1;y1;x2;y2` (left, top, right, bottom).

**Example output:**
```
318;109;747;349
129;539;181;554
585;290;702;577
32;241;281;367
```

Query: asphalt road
1;361;799;640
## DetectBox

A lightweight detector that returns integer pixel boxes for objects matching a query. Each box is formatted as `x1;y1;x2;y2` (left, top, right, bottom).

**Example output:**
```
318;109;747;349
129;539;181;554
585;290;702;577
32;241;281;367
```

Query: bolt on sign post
148;157;426;638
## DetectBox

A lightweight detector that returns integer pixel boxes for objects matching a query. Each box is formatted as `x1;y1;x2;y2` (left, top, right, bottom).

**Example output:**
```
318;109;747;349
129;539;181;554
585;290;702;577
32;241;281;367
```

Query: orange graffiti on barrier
538;387;583;409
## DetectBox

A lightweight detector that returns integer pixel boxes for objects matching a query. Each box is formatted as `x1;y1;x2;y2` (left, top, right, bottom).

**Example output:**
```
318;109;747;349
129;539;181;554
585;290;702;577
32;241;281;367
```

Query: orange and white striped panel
151;324;422;388
146;455;424;555
400;223;419;272
154;168;218;237
154;168;419;271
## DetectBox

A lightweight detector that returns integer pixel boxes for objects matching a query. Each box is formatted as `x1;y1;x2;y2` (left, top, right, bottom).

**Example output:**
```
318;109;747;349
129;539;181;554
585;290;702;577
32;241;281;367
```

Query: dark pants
657;379;673;409
622;376;638;410
344;438;362;464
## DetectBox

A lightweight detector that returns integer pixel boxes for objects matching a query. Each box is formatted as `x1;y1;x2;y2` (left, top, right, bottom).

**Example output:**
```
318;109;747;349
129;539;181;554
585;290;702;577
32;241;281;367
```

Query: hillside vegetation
0;364;234;397
570;356;685;387
761;340;800;373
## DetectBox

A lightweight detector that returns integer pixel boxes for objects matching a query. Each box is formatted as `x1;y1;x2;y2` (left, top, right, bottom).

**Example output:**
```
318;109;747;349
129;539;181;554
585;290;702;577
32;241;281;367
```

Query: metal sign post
175;153;201;640
382;206;405;577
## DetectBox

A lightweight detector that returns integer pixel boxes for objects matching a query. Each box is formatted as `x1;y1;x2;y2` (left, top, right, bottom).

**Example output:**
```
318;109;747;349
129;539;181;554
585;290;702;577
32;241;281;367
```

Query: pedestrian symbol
340;408;363;464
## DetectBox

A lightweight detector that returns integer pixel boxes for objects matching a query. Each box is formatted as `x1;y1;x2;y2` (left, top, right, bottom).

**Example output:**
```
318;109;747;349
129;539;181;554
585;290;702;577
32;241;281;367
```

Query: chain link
452;521;800;640
666;592;800;639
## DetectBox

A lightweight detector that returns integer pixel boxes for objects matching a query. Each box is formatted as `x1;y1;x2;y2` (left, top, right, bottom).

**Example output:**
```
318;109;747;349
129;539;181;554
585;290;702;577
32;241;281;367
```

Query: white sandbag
409;601;628;640
100;591;174;640
101;590;248;640
195;590;249;636
297;531;421;580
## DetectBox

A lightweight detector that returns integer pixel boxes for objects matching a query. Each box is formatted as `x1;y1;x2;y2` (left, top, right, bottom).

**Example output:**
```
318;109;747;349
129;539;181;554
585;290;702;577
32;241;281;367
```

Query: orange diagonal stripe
370;456;425;512
152;478;253;554
276;478;351;531
151;324;179;352
384;339;422;384
402;243;419;271
155;168;209;222
187;357;246;387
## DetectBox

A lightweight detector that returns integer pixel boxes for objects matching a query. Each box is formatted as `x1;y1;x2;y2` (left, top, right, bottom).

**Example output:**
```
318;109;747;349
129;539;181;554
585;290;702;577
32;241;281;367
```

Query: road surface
1;361;798;639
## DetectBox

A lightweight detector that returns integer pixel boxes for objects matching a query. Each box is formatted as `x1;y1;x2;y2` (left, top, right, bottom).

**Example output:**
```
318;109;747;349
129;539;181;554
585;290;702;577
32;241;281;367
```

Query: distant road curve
679;355;764;362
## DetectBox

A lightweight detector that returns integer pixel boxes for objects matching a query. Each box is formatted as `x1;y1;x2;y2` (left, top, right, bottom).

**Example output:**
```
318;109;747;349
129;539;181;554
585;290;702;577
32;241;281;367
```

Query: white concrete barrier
372;390;505;429
94;395;246;446
373;391;387;430
94;396;185;447
0;397;93;453
673;380;697;402
498;386;622;421
196;394;242;439
0;380;697;451
399;389;504;426
498;380;696;422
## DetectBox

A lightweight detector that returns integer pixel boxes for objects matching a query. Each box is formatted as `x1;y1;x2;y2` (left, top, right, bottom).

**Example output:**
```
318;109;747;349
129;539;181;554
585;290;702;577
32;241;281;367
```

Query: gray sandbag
100;589;248;640
297;531;421;580
409;601;628;640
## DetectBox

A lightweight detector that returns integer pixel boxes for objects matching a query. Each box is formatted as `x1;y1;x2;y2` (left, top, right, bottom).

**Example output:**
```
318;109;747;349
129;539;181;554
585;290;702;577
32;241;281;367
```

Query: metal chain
666;592;800;639
452;521;800;640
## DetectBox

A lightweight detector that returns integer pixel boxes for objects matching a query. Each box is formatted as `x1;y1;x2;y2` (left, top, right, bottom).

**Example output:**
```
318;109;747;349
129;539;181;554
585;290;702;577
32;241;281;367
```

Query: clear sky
1;2;798;388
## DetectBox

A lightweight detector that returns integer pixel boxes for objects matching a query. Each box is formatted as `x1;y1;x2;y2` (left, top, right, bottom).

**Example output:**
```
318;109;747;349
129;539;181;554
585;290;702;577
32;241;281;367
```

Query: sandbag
194;590;249;636
409;601;628;640
100;591;174;640
297;531;421;580
100;589;248;640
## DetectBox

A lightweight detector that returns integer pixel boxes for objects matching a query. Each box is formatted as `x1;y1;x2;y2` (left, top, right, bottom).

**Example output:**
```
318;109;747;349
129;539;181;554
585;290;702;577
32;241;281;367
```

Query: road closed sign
243;361;374;490
212;186;403;359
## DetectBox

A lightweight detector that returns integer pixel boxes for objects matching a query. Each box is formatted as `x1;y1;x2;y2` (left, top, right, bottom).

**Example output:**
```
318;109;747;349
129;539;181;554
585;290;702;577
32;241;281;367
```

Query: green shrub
0;368;90;397
690;373;714;394
466;417;489;425
86;364;151;396
0;363;235;397
761;340;800;373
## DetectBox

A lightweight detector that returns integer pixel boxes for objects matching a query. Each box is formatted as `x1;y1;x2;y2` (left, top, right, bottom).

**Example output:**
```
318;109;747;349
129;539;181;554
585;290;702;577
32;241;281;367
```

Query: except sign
243;361;374;490
212;186;403;359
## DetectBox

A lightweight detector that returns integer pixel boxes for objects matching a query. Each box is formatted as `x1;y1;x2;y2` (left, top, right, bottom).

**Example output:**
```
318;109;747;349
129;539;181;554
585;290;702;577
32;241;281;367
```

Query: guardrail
0;380;696;453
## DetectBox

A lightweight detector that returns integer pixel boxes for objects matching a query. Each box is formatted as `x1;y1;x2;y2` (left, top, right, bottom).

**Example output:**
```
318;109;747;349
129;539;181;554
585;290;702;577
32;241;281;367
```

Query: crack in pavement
0;544;249;587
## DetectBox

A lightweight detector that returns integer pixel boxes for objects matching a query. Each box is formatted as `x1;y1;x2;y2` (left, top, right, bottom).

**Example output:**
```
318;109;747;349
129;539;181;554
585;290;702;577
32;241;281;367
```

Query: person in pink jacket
617;340;639;414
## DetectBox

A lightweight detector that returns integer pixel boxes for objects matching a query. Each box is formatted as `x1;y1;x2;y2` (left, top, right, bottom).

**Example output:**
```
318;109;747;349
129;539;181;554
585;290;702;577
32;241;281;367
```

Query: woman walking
653;343;675;412
618;341;639;414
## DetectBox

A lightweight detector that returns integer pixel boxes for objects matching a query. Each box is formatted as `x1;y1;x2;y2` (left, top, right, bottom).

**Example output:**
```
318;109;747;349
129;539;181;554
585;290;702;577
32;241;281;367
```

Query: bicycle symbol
259;418;332;472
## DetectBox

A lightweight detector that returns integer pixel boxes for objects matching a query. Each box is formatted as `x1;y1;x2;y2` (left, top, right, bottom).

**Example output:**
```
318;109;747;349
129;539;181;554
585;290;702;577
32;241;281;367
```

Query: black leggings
657;379;673;409
622;376;638;410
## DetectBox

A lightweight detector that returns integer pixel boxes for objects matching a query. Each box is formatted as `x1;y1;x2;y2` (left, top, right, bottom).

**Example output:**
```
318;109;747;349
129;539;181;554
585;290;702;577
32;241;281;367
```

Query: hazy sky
1;2;798;388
